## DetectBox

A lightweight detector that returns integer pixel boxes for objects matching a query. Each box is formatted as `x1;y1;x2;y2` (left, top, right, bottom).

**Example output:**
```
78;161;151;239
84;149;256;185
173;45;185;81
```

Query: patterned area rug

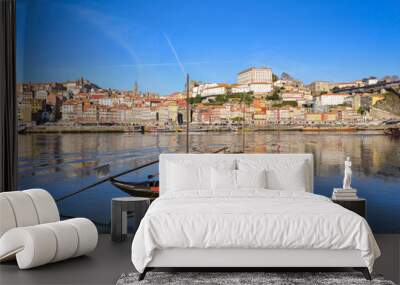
116;271;395;285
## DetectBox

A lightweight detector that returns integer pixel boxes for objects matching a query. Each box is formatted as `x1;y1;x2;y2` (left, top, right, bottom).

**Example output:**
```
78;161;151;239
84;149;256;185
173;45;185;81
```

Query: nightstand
111;197;151;242
332;198;366;218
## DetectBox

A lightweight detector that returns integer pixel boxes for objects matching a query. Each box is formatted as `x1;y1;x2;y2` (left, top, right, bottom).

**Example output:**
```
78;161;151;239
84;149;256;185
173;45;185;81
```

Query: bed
131;154;380;280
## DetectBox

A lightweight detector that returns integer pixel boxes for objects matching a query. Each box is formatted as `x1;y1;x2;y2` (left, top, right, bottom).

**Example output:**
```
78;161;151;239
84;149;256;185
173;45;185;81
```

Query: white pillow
236;169;267;189
167;162;210;191
266;165;306;191
211;168;237;190
238;159;307;191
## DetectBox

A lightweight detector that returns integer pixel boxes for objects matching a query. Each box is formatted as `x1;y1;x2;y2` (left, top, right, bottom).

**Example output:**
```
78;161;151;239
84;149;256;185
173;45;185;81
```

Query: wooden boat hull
110;178;159;198
384;127;400;137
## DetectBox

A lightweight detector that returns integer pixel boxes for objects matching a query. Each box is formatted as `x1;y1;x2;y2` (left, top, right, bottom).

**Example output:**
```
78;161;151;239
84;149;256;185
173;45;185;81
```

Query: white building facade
192;83;218;97
231;84;250;94
237;67;273;84
99;98;113;106
200;86;227;97
249;83;273;94
318;94;349;106
34;90;48;100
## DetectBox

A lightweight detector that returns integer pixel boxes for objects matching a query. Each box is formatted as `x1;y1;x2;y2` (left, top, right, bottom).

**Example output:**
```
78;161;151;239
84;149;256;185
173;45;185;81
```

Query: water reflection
18;131;400;233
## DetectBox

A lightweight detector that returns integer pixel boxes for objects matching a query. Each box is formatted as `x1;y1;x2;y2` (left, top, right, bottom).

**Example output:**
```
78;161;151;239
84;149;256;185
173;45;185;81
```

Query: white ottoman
0;189;98;269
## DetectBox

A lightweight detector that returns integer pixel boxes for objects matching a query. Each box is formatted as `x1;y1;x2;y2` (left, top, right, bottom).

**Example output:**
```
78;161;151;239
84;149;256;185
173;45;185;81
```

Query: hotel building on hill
237;67;273;84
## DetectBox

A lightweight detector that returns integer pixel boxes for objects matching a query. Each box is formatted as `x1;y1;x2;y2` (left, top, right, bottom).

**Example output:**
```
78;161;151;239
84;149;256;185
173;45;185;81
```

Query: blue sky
17;0;400;95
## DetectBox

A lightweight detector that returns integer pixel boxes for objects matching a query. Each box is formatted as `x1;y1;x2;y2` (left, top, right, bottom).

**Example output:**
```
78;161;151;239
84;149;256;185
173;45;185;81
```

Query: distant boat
229;125;240;132
110;178;159;198
303;126;356;132
384;127;400;137
190;125;207;132
383;119;400;125
145;126;158;133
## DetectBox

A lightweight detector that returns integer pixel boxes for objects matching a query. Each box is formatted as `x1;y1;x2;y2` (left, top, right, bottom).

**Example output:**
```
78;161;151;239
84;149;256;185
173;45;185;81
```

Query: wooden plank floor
0;234;399;285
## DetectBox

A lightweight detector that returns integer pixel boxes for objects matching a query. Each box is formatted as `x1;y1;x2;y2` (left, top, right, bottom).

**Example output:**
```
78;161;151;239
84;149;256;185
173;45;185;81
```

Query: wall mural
17;0;400;233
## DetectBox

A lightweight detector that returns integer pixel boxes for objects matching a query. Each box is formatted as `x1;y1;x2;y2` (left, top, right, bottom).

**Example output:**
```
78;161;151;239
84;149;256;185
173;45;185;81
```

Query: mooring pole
242;101;245;153
186;74;190;153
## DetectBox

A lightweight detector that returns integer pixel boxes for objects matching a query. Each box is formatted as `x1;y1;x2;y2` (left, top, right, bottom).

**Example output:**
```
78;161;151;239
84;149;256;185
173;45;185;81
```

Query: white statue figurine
343;156;352;189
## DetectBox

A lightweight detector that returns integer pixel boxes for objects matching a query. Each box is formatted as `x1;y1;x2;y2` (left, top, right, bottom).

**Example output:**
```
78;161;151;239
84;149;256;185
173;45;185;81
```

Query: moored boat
303;126;357;132
384;127;400;137
110;178;159;198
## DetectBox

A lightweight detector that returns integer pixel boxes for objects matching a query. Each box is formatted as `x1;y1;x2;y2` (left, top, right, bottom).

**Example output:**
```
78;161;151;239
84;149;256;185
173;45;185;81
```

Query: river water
18;131;400;233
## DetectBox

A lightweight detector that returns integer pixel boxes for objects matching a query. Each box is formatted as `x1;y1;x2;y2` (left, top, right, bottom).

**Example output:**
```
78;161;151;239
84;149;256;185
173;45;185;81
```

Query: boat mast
186;74;190;153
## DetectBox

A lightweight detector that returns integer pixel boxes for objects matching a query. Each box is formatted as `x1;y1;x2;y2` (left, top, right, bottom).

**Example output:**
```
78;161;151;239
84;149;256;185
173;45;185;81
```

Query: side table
111;197;151;242
332;198;366;218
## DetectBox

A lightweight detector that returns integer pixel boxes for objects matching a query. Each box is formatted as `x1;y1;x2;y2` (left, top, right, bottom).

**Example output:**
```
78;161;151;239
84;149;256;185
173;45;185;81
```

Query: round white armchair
0;189;98;269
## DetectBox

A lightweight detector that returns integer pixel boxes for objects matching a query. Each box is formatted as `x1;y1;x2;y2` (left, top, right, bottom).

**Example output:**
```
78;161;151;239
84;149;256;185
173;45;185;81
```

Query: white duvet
131;190;380;273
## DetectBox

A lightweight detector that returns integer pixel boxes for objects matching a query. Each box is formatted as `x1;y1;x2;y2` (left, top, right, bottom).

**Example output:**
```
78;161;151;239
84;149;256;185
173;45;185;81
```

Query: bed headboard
159;153;314;196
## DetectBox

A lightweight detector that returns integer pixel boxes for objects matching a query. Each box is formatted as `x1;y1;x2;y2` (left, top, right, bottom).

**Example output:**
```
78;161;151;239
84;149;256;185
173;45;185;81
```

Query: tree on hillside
231;116;244;122
189;94;202;105
273;101;297;108
240;93;253;106
357;107;366;115
215;94;228;104
267;87;280;100
331;87;340;93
